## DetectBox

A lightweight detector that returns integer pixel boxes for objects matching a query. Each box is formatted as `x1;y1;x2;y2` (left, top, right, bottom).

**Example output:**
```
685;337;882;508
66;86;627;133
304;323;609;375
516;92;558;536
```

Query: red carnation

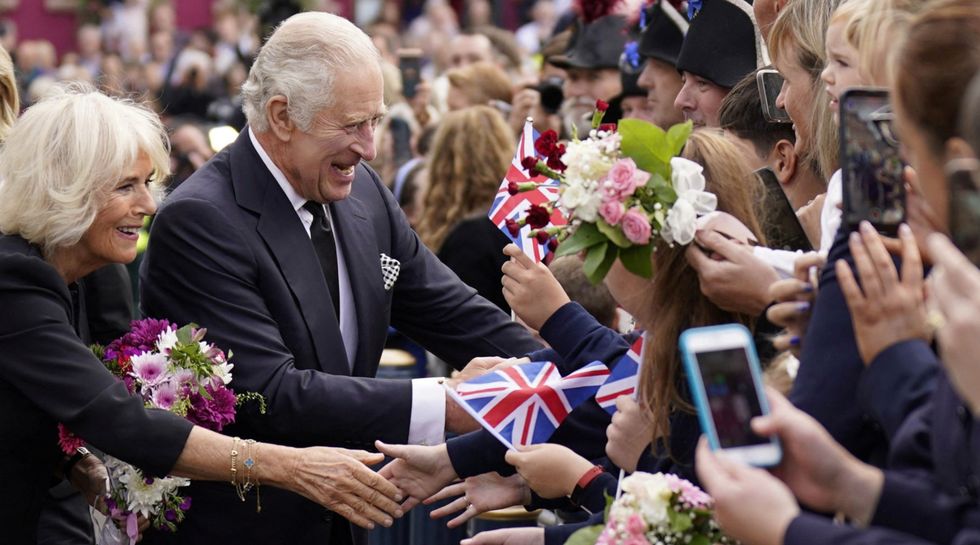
534;130;559;156
547;237;559;252
507;181;520;195
595;99;609;112
535;230;551;245
526;204;551;229
547;144;566;171
505;218;521;237
599;123;617;133
521;156;540;175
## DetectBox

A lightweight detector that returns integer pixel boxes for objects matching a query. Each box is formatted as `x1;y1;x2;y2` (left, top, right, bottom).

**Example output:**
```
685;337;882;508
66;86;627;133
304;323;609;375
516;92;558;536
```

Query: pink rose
599;200;626;225
626;513;646;535
606;158;650;198
621;207;652;244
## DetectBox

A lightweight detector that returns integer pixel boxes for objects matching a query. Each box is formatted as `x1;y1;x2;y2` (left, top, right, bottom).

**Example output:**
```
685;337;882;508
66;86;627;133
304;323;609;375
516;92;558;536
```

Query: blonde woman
0;44;19;139
416;105;515;311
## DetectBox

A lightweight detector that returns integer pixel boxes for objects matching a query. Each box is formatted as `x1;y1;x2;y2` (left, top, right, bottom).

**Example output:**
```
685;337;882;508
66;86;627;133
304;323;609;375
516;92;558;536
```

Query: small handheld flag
487;118;567;263
596;335;645;414
448;360;610;449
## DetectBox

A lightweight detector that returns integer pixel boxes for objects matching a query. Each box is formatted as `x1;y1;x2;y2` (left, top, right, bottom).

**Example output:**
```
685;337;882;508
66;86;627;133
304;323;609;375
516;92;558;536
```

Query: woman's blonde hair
640;129;764;453
0;44;19;140
416;106;514;252
446;61;513;108
0;84;170;255
769;0;842;179
831;0;924;86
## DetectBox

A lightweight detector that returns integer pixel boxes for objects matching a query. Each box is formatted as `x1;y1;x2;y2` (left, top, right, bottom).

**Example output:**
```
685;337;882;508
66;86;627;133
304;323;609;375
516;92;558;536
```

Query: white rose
662;198;697;245
670;157;717;215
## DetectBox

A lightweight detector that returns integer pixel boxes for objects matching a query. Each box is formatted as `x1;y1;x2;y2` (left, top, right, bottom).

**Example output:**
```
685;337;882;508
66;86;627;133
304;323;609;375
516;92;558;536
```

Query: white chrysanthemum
559;179;602;223
106;455;190;518
212;361;234;385
562;138;615;182
155;327;179;352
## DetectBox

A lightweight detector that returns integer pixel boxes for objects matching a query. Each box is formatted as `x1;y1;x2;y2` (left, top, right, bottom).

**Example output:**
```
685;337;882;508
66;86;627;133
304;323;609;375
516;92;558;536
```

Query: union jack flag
596;335;645;414
448;360;610;449
487;119;567;263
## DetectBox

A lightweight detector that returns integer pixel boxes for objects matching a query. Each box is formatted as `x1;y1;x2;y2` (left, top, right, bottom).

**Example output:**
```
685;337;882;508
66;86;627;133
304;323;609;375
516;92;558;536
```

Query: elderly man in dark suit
139;11;539;545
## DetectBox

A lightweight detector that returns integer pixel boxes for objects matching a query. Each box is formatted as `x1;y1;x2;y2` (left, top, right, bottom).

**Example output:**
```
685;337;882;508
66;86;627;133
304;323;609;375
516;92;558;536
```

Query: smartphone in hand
947;158;980;267
755;167;813;252
680;324;781;467
397;48;423;100
756;69;791;124
840;88;906;235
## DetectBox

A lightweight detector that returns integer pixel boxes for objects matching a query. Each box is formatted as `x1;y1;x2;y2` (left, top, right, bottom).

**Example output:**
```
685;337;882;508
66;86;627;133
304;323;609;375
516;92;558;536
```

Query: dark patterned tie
303;201;340;320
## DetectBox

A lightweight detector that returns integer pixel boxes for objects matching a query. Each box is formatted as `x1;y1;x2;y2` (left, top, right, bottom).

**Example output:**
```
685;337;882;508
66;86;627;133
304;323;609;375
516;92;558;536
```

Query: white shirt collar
248;126;308;214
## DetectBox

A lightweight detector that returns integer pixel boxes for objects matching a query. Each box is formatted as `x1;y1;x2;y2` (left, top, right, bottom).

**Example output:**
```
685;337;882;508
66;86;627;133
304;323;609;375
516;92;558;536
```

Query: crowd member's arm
927;233;980;416
767;253;824;356
836;223;938;439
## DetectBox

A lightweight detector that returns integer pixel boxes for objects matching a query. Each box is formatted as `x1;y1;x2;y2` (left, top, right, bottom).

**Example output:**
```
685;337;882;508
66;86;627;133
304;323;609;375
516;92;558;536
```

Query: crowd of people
3;0;980;545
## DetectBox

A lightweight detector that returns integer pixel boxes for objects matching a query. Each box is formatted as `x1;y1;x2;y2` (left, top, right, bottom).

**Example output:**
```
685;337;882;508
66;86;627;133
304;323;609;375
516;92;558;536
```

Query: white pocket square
380;253;400;291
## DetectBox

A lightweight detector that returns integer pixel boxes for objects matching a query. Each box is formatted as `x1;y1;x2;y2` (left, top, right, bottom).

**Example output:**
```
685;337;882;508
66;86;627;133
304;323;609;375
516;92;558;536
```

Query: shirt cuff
752;246;801;280
408;377;446;445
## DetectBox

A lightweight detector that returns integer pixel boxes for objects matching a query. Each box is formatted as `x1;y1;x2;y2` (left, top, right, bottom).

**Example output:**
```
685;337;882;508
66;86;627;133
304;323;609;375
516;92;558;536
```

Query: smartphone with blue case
680;324;781;467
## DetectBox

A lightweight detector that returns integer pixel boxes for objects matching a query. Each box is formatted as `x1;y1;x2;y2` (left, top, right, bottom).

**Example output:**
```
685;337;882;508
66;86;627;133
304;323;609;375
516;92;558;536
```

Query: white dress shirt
249;128;445;445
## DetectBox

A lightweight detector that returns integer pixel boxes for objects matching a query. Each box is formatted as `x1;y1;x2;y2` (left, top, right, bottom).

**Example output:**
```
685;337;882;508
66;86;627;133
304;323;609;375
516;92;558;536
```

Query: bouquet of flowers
566;472;733;545
59;318;263;544
509;101;716;283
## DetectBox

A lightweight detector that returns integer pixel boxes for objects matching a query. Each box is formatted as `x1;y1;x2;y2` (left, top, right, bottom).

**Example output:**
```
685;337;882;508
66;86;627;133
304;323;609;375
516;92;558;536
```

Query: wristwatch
62;446;92;477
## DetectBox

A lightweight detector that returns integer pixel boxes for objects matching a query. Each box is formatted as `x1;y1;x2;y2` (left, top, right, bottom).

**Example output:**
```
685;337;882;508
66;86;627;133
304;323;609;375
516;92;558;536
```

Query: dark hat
638;0;689;67
551;14;628;71
620;70;645;98
675;0;769;89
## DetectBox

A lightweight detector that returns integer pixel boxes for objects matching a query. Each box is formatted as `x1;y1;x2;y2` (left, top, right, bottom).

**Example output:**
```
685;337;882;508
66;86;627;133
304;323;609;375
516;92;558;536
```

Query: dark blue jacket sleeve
544;513;605;545
858;340;938;441
536;302;632;375
784;512;938;545
794;231;938;458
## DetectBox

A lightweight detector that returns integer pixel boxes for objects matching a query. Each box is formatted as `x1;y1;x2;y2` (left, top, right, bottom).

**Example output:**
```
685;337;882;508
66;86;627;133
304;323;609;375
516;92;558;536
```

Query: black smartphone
397;48;423;100
947;158;980;267
755;167;813;252
840;88;906;236
756;69;791;124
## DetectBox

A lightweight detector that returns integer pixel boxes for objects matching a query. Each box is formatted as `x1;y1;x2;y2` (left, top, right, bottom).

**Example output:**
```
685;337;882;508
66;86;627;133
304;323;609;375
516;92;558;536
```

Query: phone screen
841;89;906;234
948;160;980;267
398;50;422;99
756;70;791;124
694;347;767;448
756;167;813;252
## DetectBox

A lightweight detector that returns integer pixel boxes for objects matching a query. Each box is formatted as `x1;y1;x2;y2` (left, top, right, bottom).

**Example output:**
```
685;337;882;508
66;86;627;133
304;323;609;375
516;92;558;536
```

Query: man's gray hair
242;12;381;133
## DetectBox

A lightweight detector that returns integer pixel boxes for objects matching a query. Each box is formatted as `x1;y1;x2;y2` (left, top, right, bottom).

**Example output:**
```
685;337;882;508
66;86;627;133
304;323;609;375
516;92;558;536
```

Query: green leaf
668;509;693;533
555;223;605;257
618;118;671;179
690;534;711;545
175;324;196;345
595;218;631;248
619;243;653;278
564;525;604;545
583;242;617;285
666;120;694;157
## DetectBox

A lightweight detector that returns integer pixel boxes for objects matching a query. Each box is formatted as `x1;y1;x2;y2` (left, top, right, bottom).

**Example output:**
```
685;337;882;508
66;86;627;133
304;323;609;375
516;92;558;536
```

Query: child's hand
501;244;570;330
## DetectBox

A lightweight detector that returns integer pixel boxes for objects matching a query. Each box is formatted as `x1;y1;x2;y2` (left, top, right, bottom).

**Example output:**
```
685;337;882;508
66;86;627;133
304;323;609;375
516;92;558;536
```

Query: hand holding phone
840;88;906;235
397;48;423;100
947;158;980;267
756;69;792;124
680;324;781;467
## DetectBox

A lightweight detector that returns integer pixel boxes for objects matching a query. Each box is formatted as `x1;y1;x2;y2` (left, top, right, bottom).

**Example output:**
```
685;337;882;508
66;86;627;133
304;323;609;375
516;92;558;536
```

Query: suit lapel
229;131;350;375
332;181;386;378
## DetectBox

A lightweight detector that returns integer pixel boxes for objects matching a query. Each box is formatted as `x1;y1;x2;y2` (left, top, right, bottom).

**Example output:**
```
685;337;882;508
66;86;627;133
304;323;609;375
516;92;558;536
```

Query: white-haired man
140;12;539;545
